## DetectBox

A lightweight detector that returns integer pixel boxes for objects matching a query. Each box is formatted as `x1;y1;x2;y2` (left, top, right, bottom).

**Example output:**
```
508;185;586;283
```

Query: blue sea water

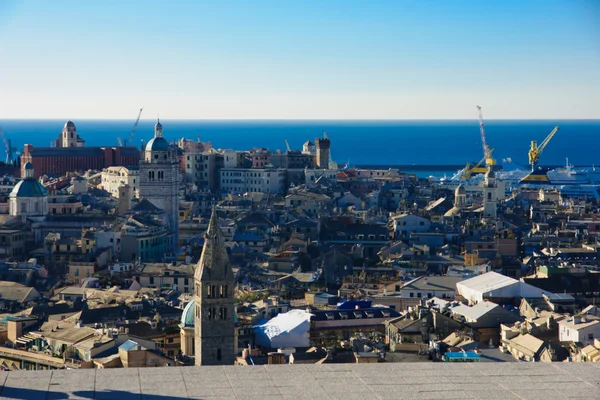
1;119;599;168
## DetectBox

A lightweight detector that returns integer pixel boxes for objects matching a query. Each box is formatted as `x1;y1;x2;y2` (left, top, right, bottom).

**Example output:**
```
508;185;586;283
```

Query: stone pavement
0;362;599;399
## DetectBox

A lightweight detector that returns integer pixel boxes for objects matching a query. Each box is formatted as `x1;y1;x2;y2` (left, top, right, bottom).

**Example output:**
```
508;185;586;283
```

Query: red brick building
22;144;140;178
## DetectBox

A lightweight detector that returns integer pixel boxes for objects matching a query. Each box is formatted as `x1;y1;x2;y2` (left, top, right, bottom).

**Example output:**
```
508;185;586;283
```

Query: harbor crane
285;139;291;153
477;105;495;167
528;126;559;171
0;127;16;164
462;106;495;179
117;107;144;146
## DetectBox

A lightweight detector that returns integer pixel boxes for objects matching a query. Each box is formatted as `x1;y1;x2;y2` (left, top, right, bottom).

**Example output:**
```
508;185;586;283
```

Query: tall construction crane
529;126;559;171
117;107;143;146
285;139;291;153
0;127;15;164
477;105;496;167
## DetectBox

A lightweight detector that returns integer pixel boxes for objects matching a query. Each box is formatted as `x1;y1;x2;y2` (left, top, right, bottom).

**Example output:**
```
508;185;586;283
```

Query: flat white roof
457;271;518;293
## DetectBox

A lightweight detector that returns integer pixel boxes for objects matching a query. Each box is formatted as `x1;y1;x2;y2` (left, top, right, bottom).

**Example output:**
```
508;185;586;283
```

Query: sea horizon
2;119;599;169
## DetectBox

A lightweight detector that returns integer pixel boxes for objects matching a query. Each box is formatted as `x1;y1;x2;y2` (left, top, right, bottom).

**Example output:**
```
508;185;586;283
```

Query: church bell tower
194;207;235;365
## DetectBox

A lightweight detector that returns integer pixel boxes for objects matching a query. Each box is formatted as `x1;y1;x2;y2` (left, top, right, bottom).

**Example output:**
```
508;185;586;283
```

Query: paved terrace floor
0;363;599;400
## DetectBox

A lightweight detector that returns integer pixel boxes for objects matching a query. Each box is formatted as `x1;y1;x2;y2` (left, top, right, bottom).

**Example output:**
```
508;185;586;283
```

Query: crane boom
125;108;143;146
477;105;496;166
285;139;291;153
528;126;559;170
0;127;15;164
477;105;487;157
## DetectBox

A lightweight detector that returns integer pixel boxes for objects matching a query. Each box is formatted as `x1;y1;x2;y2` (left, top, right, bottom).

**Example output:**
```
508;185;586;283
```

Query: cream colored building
101;166;139;199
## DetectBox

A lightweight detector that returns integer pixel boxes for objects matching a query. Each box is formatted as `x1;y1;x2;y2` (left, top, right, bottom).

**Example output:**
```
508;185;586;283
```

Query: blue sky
0;0;599;119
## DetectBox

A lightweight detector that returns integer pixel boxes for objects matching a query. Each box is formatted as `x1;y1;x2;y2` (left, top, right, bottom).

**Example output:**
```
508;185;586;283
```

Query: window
417;293;422;298
149;276;154;285
217;348;222;361
589;333;594;340
409;292;414;298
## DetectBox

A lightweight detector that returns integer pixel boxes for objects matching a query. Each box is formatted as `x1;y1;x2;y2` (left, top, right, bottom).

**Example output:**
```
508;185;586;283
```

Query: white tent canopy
457;271;549;304
254;309;312;349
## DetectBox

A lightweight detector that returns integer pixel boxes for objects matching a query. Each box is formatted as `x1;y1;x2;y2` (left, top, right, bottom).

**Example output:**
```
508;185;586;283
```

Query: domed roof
155;120;163;130
64;120;76;129
303;140;314;146
180;300;195;328
179;299;238;328
10;179;47;198
24;161;34;170
455;183;466;195
145;136;169;151
485;168;495;179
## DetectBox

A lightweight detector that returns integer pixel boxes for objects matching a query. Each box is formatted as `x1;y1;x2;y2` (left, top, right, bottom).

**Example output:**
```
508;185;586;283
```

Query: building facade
183;151;223;191
101;166;139;199
220;168;286;194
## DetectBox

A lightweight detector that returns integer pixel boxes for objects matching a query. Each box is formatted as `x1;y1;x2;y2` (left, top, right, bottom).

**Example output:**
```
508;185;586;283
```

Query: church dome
485;168;496;179
181;300;195;328
64;120;76;129
23;161;34;170
179;299;239;328
145;136;169;152
10;179;47;198
155;120;163;130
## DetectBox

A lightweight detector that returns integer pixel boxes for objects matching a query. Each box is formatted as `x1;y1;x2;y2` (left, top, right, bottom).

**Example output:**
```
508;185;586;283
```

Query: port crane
528;126;559;171
461;106;495;179
285;139;291;153
117;108;144;146
0;126;16;164
477;105;495;167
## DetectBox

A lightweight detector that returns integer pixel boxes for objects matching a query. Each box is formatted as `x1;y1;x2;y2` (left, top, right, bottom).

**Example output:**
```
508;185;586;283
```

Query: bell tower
194;208;235;365
138;119;180;253
483;167;498;218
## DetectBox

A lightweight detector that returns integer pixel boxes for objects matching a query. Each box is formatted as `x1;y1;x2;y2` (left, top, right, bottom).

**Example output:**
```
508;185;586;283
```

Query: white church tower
483;167;498;218
139;119;180;253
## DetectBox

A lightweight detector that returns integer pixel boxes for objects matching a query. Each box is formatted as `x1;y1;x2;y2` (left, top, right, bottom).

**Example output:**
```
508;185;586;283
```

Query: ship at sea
435;158;600;200
520;159;600;185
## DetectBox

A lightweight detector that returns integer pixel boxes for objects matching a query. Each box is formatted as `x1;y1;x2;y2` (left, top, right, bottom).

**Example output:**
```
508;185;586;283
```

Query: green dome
145;136;169;152
10;179;47;198
179;299;238;328
181;300;195;328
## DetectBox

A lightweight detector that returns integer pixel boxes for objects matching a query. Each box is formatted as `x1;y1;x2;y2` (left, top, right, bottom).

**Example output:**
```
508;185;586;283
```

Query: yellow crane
462;106;495;180
528;126;559;171
462;155;486;180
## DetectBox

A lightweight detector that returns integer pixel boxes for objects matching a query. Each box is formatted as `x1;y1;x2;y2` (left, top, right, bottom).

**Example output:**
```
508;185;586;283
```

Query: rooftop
0;363;599;399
